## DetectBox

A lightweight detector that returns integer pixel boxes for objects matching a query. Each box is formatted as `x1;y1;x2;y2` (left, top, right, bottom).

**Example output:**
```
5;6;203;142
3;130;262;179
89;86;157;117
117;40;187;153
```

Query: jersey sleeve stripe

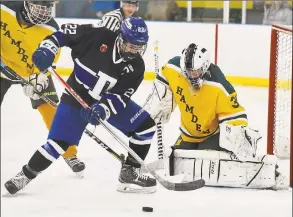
218;111;247;121
218;114;248;124
156;74;169;86
107;99;118;115
112;93;127;107
1;4;16;16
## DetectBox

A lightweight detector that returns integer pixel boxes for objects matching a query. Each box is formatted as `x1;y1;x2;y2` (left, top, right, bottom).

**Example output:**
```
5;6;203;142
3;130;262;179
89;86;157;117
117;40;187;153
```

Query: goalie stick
153;40;164;161
0;62;163;172
48;67;205;191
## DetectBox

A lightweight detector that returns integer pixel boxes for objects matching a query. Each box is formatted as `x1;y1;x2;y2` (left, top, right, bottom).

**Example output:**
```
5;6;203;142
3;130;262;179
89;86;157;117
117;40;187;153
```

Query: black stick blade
174;179;205;191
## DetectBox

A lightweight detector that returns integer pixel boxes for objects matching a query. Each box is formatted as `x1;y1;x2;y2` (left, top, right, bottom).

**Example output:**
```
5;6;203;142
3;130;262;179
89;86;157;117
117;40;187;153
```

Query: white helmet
180;43;210;88
24;1;54;25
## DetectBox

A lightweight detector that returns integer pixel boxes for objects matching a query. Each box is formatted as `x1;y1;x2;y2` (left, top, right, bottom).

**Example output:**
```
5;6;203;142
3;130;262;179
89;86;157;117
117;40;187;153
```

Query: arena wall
55;18;274;87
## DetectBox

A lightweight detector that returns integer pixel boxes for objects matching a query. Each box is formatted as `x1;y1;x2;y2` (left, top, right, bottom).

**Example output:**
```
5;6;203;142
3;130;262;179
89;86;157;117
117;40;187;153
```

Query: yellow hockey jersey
0;2;60;78
159;56;248;143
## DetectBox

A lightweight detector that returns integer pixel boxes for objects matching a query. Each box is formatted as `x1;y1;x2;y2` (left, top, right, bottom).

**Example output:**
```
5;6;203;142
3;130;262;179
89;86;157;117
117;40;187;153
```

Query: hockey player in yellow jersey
0;1;85;175
148;43;287;189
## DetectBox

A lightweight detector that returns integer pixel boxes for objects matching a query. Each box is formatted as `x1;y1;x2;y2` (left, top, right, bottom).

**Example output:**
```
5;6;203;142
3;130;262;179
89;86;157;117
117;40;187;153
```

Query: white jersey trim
1;4;16;17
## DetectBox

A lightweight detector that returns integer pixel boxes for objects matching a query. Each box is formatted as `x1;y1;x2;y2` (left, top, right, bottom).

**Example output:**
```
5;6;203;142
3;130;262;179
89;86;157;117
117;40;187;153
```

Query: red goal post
267;25;292;187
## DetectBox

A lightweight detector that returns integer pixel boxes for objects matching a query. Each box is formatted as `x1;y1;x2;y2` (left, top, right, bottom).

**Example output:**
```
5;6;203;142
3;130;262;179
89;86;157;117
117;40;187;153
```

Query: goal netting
267;25;292;186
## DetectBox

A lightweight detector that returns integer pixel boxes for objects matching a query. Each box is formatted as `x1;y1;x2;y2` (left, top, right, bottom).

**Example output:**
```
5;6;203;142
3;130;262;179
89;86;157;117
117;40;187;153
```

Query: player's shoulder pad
45;18;59;32
1;1;22;13
158;56;181;85
162;56;181;75
101;26;120;41
167;56;181;70
206;63;235;94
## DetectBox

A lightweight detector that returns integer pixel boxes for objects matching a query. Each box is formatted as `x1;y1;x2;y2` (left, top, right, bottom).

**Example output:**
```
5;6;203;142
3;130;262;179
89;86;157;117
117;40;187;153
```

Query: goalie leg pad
171;149;278;189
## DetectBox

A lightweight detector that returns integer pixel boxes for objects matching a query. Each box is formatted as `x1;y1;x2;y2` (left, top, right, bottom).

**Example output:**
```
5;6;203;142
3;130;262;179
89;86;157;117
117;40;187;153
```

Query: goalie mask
180;43;211;89
24;1;54;25
117;17;149;61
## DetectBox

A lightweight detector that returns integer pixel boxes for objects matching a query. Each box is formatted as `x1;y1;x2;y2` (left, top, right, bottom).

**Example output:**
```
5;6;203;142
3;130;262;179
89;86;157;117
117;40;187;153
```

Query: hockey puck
142;207;153;212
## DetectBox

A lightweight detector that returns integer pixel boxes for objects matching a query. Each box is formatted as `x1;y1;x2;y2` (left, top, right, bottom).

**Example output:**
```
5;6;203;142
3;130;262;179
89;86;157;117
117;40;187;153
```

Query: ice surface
1;79;291;217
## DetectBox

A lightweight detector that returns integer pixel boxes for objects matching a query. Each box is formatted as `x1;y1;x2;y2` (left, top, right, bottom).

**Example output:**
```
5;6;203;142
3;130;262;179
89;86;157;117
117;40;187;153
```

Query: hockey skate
63;155;85;177
4;170;32;195
117;163;157;194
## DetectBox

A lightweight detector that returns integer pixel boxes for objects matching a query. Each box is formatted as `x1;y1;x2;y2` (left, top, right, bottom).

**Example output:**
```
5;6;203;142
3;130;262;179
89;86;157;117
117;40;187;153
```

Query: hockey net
267;25;292;186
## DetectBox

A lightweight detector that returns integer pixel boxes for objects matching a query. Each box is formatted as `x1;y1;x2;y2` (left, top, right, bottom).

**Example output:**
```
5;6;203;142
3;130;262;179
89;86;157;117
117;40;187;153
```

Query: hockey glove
32;39;59;72
219;124;262;161
80;103;109;126
23;73;49;100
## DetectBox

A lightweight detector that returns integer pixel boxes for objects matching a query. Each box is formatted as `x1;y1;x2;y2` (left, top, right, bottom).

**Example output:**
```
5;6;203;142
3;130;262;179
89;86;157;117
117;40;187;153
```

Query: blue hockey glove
32;39;59;72
80;103;108;125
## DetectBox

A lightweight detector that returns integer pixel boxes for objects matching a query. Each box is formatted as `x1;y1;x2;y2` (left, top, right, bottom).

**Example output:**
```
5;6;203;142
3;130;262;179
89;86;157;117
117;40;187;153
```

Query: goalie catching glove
23;73;49;100
219;123;262;161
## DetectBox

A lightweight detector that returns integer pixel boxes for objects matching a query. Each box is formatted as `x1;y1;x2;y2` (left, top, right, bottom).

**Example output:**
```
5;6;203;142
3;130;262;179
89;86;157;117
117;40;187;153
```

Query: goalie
149;43;286;189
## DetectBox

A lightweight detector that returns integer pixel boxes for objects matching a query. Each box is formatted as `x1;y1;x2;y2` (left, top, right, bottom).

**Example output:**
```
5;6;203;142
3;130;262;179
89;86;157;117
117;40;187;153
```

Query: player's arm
80;70;145;126
216;84;261;160
46;19;61;71
31;23;94;72
216;89;248;126
99;69;145;118
49;23;94;48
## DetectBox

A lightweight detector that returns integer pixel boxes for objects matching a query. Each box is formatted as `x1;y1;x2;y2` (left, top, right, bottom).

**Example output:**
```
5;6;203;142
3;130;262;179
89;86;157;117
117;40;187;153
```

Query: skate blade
117;183;157;194
2;187;21;197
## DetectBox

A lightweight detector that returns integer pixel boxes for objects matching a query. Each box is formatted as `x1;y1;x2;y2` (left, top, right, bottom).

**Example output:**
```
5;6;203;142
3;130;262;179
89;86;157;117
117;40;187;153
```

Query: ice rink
1;79;292;217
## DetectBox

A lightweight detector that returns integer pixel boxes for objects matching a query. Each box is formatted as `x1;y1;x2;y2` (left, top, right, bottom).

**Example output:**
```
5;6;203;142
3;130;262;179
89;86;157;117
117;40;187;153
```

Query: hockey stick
0;62;163;171
48;67;205;191
153;41;164;160
139;42;165;173
0;62;125;163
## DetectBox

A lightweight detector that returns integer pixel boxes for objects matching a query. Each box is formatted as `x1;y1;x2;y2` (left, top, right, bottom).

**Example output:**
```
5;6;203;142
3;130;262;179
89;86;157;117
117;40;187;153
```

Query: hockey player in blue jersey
4;17;157;194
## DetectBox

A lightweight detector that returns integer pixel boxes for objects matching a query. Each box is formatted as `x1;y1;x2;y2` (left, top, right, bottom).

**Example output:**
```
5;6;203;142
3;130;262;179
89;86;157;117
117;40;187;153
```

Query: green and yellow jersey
159;56;248;143
0;2;60;78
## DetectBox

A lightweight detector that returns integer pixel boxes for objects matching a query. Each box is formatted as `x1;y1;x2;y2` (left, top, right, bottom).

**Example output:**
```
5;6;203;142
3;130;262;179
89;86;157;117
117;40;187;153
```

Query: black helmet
24;1;54;25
